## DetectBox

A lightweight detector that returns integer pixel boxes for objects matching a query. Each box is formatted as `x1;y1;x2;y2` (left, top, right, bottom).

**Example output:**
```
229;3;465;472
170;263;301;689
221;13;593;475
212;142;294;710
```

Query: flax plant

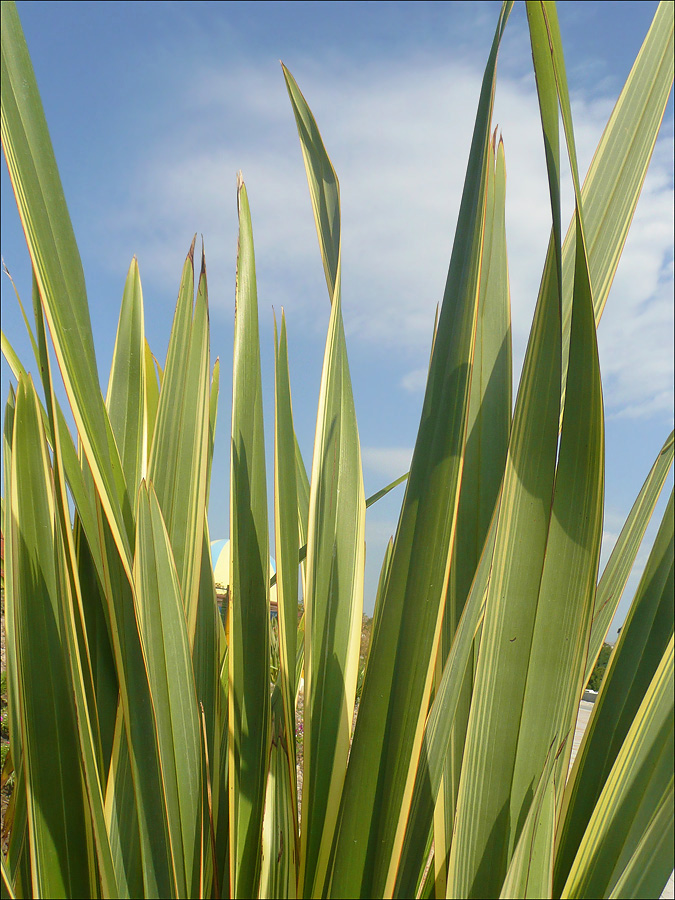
1;1;673;898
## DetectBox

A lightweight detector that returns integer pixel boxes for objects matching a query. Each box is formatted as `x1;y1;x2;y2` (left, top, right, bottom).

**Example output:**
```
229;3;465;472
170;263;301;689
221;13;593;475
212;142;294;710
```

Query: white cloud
98;38;673;426
366;518;399;546
596;154;674;422
362;446;413;481
400;367;428;393
364;515;401;614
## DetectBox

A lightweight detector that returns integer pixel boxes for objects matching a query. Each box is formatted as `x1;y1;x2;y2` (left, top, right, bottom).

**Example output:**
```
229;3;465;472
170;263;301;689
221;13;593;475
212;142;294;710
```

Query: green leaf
134;482;203;899
274;311;300;842
2;260;40;367
2;326;111;601
105;709;144;900
508;0;604;837
299;282;366;899
89;495;178;898
363;536;394;691
148;242;211;642
394;512;497;898
4;762;30;898
499;743;558;900
190;520;221;896
326;7;515;896
31;273;123;896
2;1;133;572
561;636;674;899
229;175;270;900
364;472;409;509
446;43;563;900
260;689;299;900
445;133;512;648
607;780;674;900
0;856;16;900
213;610;231;900
207;357;221;506
1;855;15;900
74;508;119;779
283;75;367;896
106;257;146;502
145;339;161;457
282;66;340;302
2;387;20;777
10;376;95;898
434;131;512;889
294;433;310;597
448;4;606;894
555;489;674;895
2;275;117;690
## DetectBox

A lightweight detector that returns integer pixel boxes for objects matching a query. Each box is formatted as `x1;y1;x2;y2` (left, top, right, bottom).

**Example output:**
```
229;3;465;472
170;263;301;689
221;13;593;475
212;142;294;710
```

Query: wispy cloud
596;146;674;422
95;30;673;426
400;367;428;393
362;446;413;481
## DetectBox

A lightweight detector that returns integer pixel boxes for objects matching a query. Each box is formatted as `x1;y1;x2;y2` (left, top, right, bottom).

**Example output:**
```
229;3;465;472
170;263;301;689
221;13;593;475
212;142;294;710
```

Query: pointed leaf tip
187;234;196;264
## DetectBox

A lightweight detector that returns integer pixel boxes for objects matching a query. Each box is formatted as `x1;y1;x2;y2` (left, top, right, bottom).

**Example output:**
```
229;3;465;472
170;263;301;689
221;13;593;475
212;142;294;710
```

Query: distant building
210;539;279;631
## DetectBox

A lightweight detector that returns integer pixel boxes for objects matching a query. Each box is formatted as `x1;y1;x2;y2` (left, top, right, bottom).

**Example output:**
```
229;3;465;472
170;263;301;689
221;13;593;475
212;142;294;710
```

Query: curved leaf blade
1;1;133;572
325;7;515;896
274;311;300;846
106;258;146;499
555;489;674;895
229;176;270;900
561;636;674;900
10;377;95;898
148;243;211;642
607;780;674;900
134;482;203;899
283;73;366;896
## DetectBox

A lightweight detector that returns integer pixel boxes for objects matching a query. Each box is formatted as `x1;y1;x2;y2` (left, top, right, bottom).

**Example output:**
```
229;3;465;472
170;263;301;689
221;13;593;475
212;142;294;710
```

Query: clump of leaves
1;2;673;899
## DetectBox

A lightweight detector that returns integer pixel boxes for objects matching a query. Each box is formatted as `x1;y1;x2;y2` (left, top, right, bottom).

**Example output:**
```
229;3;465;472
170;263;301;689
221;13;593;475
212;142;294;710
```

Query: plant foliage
1;1;673;898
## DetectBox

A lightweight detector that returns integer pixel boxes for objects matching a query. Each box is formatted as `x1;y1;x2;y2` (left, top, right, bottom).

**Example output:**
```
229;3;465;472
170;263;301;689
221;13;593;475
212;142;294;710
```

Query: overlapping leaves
1;2;673;900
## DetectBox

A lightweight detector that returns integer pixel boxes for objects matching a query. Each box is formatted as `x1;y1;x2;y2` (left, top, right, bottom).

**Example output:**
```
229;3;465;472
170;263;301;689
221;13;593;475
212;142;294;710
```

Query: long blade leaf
2;1;133;573
561;636;674;899
229;176;270;900
326;8;515;895
284;69;366;897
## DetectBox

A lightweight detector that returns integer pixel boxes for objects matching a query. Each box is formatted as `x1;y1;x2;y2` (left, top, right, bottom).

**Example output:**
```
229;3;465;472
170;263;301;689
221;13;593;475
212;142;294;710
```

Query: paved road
569;699;594;769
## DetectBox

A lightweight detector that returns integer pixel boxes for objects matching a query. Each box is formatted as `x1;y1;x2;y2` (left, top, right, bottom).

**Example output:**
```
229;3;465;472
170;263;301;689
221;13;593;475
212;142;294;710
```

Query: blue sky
2;1;673;635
